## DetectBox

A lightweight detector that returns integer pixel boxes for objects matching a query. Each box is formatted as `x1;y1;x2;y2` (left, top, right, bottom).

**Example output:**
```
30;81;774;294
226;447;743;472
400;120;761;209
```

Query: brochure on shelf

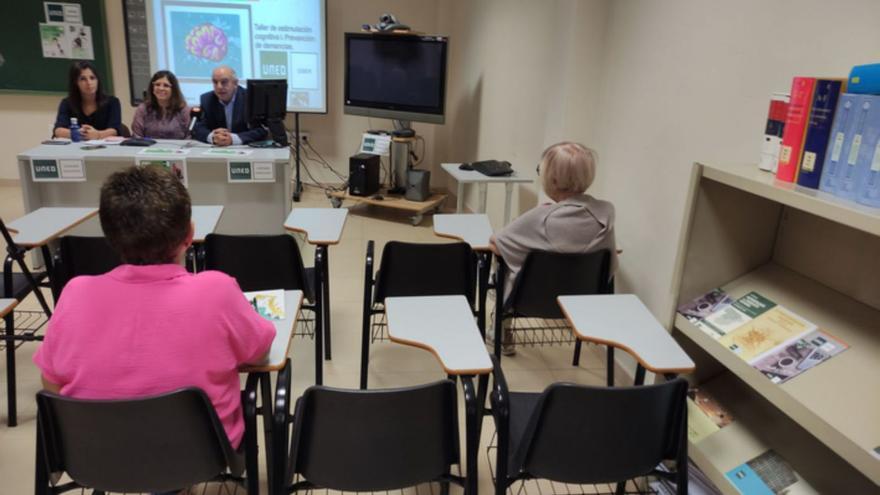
751;329;849;384
725;450;802;495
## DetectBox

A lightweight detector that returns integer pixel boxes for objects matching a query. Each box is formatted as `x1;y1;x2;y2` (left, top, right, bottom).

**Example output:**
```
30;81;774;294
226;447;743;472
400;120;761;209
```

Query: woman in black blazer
53;61;121;140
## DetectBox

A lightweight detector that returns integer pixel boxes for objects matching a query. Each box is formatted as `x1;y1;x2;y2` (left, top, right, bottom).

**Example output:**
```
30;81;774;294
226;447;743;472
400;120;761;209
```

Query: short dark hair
99;166;191;265
67;60;107;116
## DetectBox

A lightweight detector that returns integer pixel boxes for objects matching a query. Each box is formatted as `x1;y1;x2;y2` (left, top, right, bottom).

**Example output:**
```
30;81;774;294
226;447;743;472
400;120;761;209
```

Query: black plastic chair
489;358;688;495
51;236;122;298
35;387;259;495
283;380;465;493
493;249;613;373
2;217;53;427
360;240;477;389
204;233;325;383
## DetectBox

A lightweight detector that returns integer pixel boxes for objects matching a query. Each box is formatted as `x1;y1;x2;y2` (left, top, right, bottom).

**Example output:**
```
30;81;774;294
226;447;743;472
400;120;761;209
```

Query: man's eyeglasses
536;163;541;176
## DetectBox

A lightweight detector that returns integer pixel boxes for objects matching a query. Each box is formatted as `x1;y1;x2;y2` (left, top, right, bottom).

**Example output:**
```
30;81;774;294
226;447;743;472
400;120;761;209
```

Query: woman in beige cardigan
489;141;617;355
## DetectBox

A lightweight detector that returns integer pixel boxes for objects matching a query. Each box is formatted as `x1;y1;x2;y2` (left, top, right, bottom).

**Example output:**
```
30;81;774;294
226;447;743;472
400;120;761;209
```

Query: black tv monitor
344;33;448;125
247;79;288;145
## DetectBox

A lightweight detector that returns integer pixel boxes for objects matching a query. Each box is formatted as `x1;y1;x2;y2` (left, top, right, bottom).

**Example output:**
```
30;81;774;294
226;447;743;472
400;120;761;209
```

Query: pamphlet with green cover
699;291;776;339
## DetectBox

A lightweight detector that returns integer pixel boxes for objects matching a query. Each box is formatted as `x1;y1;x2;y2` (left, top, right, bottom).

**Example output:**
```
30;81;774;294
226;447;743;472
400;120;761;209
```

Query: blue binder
848;63;880;95
831;95;880;201
797;79;844;189
819;94;860;194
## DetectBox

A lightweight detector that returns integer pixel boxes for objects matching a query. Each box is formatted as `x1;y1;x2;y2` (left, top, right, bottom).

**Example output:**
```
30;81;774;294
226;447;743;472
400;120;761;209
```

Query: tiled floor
0;183;624;494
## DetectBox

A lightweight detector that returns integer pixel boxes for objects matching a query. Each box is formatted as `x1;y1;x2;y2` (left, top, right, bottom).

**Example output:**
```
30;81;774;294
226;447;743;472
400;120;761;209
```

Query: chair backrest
514;378;688;484
374;241;475;305
505;249;611;318
204;233;309;293
53;236;123;295
36;388;242;493
289;380;460;491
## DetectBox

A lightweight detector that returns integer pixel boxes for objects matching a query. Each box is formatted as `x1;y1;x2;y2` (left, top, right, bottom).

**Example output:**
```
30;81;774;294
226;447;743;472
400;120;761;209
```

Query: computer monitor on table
247;79;289;146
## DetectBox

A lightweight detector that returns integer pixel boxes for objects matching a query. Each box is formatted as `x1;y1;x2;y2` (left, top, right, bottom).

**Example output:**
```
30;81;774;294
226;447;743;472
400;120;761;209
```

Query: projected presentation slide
147;0;326;113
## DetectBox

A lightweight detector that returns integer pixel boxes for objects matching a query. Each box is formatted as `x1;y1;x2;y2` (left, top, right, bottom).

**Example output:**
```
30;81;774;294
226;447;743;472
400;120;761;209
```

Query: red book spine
776;77;817;182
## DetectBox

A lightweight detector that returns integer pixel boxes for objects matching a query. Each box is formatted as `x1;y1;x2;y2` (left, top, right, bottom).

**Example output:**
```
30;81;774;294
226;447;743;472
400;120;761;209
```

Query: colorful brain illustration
185;23;228;62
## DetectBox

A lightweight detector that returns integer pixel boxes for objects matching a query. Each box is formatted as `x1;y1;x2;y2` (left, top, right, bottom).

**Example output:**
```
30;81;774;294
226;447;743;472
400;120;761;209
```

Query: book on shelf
819;93;861;194
759;93;790;173
796;79;846;189
687;386;735;443
776;77;817;183
833;94;880;201
651;460;722;495
243;289;285;320
725;450;815;495
848;63;880;95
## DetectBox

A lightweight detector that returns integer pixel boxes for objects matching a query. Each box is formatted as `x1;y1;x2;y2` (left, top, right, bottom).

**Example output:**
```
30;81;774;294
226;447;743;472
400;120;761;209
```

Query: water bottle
70;117;81;142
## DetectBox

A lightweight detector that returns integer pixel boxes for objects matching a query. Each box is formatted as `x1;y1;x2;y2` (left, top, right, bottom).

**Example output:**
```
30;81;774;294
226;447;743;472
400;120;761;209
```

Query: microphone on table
187;107;202;134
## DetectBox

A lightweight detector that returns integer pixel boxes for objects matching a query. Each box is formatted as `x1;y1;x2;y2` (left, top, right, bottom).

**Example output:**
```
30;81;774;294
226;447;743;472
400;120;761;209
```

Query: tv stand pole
293;112;303;202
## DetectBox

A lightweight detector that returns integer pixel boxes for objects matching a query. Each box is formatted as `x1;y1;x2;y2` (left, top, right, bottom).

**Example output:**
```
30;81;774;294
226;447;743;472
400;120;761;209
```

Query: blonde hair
540;141;597;198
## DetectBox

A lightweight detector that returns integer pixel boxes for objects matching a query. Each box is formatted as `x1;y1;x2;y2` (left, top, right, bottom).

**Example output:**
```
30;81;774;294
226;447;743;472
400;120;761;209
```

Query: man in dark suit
192;65;267;145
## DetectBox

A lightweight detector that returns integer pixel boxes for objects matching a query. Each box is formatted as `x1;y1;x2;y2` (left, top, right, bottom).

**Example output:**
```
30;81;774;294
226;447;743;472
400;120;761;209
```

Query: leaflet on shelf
677;290;849;383
751;329;849;384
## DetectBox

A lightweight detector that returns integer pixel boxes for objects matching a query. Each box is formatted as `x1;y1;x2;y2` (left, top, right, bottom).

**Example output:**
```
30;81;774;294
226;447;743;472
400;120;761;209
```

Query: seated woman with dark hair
131;70;191;139
33;166;274;451
53;60;121;140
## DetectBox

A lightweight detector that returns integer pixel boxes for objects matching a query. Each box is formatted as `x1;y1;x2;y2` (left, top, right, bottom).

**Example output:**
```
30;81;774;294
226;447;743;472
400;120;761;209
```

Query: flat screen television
344;33;448;125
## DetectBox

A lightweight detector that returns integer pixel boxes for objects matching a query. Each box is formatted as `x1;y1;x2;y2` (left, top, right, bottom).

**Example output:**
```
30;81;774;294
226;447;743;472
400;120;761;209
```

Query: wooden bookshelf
669;162;880;491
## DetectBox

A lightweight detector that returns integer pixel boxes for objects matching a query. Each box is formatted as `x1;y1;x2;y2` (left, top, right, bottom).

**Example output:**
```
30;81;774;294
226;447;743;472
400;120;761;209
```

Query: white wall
593;0;880;317
435;0;610;215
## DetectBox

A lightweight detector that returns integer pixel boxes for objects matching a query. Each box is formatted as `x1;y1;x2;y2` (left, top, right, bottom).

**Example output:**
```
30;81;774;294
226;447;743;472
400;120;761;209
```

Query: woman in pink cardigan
34;166;274;452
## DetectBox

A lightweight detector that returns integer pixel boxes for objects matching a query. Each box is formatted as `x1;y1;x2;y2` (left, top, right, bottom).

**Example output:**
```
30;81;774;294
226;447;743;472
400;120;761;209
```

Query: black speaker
406;169;431;202
349;153;380;196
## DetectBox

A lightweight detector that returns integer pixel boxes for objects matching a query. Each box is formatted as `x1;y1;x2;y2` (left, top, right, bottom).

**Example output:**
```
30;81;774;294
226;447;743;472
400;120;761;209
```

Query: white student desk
441;163;533;226
433;213;494;335
433;213;493;251
557;294;695;385
239;290;304;373
283;208;348;385
0;299;17;318
5;207;99;247
237;289;303;495
191;205;225;242
17;140;290;235
385;295;491;495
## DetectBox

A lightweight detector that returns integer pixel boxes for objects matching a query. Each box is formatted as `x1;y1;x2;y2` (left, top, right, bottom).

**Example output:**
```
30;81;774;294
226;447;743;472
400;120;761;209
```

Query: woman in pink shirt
34;166;275;452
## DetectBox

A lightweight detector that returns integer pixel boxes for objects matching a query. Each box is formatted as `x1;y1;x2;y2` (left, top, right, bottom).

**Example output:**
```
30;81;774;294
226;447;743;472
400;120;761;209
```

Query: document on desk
244;289;286;320
202;148;253;157
137;147;191;155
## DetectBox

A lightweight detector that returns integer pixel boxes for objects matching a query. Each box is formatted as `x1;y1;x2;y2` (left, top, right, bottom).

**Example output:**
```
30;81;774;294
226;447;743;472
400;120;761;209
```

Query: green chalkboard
0;0;112;95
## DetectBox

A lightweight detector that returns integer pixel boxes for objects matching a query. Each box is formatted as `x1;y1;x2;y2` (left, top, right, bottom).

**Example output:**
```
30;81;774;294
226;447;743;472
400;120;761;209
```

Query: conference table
384;295;492;495
17;140;291;235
